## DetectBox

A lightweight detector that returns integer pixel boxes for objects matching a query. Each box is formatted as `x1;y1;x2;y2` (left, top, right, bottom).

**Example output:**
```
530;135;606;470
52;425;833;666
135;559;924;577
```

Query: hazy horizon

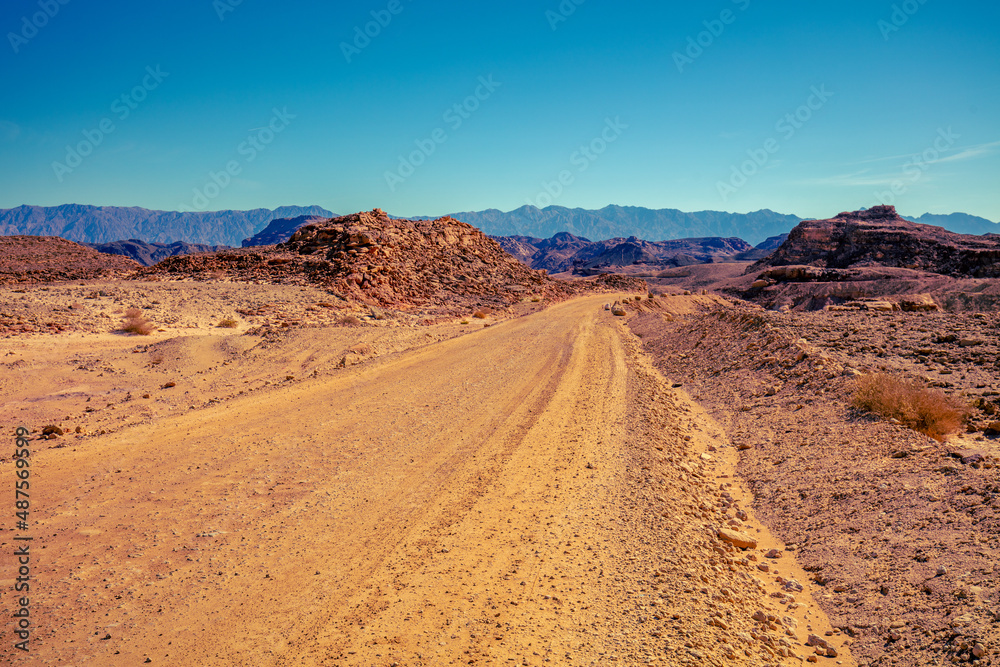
3;202;997;227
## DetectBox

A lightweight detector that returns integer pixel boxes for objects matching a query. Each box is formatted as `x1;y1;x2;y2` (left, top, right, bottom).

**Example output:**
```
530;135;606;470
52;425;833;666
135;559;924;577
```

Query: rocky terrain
84;239;232;266
1;201;997;666
0;235;140;285
1;288;857;666
753;206;1000;278
639;208;1000;313
136;210;578;316
4;204;996;251
627;296;999;667
495;233;756;274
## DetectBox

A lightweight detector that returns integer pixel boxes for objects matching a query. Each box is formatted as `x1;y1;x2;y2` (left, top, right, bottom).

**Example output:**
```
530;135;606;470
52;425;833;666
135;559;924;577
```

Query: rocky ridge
754;206;1000;278
0;235;140;285
84;239;233;266
495;233;755;274
139;210;578;314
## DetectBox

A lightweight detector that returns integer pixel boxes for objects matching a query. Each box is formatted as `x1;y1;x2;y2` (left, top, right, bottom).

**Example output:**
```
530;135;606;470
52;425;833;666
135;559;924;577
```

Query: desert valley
0;204;997;667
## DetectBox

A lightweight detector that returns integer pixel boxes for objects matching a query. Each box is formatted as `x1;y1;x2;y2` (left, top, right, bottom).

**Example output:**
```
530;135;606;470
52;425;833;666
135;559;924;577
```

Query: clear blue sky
1;0;997;221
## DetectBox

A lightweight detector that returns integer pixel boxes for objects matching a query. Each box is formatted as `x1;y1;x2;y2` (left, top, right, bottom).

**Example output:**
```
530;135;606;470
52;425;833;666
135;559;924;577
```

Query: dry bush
338;315;362;326
852;373;967;441
217;318;239;328
121;308;153;335
472;310;488;319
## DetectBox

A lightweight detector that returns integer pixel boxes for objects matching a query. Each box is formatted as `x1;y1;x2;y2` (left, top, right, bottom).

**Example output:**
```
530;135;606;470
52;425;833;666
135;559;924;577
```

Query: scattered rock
718;528;757;550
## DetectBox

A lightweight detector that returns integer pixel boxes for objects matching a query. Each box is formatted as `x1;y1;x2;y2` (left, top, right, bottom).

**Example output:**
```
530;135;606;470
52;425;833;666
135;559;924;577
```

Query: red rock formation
755;206;1000;278
139;210;578;313
0;235;140;285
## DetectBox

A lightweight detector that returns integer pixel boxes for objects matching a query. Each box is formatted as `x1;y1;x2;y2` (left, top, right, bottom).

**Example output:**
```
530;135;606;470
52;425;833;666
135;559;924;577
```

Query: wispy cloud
801;139;1000;188
932;140;1000;164
854;139;1000;166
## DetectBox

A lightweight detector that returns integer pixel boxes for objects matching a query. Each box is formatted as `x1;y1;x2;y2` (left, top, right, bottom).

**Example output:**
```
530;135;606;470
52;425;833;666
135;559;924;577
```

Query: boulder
717;528;757;549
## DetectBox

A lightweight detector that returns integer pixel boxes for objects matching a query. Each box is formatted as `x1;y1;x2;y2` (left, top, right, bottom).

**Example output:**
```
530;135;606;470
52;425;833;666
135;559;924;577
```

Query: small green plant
218;318;238;328
121;308;153;335
852;373;967;441
460;320;470;325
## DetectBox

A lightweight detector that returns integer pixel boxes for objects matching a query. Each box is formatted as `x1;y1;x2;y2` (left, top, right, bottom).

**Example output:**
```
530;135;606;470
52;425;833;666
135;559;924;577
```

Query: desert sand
1;285;856;666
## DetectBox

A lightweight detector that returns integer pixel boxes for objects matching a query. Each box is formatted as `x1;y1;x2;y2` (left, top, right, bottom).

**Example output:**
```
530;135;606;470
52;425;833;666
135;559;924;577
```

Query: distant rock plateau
754;205;1000;278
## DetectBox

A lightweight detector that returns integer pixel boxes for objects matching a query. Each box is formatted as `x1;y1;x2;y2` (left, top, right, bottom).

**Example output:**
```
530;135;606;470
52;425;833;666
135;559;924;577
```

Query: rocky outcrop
753;206;1000;278
0;235;140;284
140;210;577;314
592;273;648;293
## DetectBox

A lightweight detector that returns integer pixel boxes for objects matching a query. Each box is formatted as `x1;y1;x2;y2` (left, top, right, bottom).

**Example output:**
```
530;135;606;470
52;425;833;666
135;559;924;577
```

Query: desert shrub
851;373;967;441
460;320;469;325
472;310;488;319
121;308;153;335
338;315;362;326
531;297;541;303
218;318;238;328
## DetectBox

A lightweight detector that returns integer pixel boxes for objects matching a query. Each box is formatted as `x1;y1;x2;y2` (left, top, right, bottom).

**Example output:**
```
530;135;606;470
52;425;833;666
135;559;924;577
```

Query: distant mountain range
495;233;763;274
0;204;334;247
242;214;336;247
899;212;1000;237
2;204;996;252
443;206;805;246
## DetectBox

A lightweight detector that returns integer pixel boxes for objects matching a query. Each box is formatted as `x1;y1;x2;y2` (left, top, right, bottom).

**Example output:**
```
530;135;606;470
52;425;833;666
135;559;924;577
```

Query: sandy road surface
4;295;851;666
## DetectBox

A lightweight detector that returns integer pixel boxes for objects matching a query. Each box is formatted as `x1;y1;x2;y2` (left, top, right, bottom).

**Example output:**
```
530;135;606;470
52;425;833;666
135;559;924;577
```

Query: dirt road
4;295;851;666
